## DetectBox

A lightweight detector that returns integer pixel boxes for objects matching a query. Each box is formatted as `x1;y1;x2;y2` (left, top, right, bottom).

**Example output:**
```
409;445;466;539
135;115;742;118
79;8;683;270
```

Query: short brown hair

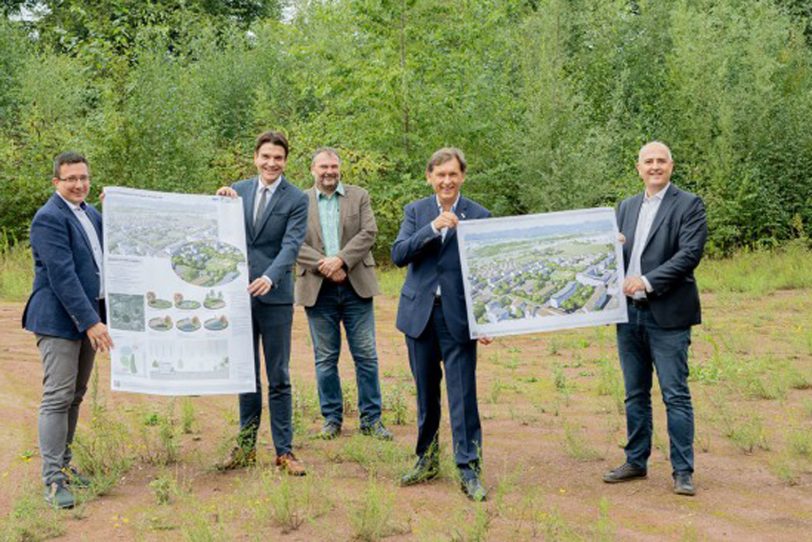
254;131;290;157
53;151;88;178
426;147;467;174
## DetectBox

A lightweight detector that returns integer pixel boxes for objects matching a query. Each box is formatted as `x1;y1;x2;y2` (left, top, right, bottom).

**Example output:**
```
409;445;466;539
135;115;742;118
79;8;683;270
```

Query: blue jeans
617;304;694;474
305;281;382;427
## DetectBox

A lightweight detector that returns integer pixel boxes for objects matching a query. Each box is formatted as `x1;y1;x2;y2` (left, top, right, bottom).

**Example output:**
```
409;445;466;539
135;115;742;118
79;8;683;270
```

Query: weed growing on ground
596;357;624;414
0;487;66;542
180;397;196;434
331;434;411;478
787;428;812;458
594;497;615;541
149;470;184;505
349;476;402;541
449;505;490;542
563;422;603;462
71;366;133;495
725;414;770;453
0;232;32;302
137;401;181;465
383;383;409;425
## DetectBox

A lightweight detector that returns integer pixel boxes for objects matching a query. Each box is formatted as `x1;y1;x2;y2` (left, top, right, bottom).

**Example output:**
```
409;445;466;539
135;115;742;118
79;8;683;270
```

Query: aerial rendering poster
103;187;256;395
457;207;628;339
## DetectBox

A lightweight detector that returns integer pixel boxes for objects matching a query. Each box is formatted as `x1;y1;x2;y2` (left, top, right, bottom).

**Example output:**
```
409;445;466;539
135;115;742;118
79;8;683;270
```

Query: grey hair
311;147;341;166
638;141;673;162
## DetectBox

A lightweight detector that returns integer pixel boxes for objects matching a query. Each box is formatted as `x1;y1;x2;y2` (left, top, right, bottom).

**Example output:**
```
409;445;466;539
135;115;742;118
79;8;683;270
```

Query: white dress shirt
430;195;461;296
627;183;669;299
254;176;282;288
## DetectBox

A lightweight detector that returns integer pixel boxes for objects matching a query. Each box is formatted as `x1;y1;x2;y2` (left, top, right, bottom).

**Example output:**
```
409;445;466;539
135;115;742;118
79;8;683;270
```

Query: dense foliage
2;0;811;260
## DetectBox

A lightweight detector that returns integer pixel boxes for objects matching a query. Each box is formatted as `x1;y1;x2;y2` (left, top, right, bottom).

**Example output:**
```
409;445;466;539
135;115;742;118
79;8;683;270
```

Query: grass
697;241;812;294
2;246;812;540
0;233;32;302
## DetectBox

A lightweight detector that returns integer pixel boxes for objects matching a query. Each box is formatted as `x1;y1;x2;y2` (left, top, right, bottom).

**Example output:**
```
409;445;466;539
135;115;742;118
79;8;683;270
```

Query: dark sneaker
360;420;393;441
276;452;307;476
318;421;342;440
44;481;75;509
673;472;696;496
459;469;487;502
63;465;92;488
215;446;256;471
400;454;439;486
602;463;647;483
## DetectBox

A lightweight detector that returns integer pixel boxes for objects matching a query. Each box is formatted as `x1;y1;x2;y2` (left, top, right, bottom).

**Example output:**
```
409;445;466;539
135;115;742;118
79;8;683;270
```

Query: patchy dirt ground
1;289;811;541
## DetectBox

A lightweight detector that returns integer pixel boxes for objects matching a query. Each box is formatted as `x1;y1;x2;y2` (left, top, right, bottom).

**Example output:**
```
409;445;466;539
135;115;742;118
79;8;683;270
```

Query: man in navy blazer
23;152;113;508
392;148;491;501
603;141;707;496
215;131;309;476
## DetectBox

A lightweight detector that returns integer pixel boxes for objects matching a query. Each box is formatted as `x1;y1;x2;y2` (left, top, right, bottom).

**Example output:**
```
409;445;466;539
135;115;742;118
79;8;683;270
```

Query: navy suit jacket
617;184;708;329
23;193;103;340
233;176;308;305
392;195;491;343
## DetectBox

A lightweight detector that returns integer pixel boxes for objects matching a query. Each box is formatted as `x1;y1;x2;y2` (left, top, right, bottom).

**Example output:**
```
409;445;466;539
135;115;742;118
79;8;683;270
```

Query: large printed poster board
457;207;628;339
103;187;255;395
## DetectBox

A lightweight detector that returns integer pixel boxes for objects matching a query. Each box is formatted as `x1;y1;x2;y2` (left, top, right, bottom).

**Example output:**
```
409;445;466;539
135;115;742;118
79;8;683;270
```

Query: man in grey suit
23;152;114;508
296;148;392;441
603;141;708;496
216;131;309;476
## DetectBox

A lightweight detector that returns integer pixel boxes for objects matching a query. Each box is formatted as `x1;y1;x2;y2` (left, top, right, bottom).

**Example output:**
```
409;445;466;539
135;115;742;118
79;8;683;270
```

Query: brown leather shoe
275;452;306;476
215;446;256;471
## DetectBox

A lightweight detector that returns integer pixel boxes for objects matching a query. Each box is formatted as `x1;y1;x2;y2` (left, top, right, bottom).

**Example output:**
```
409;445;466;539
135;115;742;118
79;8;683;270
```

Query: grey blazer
295;185;379;307
617;183;708;329
233;176;308;305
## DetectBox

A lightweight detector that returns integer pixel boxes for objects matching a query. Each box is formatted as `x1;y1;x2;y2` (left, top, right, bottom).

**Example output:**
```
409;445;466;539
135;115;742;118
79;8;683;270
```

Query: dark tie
254;187;268;229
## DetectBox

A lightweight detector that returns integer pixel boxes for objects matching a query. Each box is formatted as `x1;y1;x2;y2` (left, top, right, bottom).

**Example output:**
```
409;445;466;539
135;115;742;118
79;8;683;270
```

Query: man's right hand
432;211;459;231
87;322;113;353
216;186;237;198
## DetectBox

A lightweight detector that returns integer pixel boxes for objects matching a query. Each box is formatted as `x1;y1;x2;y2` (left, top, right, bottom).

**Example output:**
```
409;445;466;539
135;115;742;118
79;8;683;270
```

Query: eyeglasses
58;175;91;184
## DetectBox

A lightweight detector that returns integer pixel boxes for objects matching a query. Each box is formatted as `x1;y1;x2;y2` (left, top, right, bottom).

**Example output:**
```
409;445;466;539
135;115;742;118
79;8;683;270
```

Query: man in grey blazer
603;141;708;496
23;152;113;508
216;131;309;476
296;148;392;441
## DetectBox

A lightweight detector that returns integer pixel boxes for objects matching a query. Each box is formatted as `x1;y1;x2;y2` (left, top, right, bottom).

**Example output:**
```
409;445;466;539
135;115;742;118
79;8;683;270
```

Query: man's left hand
478;336;493;346
326;268;347;283
623;276;647;296
318;256;345;277
247;277;272;296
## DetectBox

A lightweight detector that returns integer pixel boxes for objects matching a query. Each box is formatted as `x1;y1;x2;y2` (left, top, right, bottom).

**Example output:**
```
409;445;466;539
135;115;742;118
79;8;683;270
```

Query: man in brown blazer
296;147;392;440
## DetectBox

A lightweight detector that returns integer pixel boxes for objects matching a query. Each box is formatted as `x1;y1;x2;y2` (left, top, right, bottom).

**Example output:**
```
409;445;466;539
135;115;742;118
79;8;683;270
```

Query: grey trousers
36;334;95;486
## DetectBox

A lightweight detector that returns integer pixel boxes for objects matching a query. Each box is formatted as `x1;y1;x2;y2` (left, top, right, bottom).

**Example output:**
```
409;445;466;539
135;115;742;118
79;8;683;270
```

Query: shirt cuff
261;275;273;289
430;222;441;236
641;276;653;293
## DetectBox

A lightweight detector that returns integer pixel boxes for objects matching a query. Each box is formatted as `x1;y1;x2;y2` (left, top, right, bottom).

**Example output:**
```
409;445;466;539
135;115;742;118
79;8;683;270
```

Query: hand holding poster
103;187;256;395
457;207;628;339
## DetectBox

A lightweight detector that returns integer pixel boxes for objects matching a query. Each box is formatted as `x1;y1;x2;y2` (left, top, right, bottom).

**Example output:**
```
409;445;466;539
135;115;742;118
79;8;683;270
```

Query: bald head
638;141;672;162
636;141;674;196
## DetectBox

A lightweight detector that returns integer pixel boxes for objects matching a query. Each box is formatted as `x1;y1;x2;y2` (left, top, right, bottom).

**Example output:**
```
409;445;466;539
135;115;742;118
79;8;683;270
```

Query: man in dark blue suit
603;141;707;496
392;148;492;501
216;131;309;475
23;152;113;508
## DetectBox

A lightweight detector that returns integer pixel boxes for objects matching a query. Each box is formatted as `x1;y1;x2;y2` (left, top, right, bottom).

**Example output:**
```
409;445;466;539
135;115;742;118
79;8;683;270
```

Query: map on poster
457;207;628;339
103;187;255;395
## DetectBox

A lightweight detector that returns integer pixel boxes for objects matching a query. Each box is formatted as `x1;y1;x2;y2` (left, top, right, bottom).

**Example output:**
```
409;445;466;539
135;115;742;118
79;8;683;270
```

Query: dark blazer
296;185;379;307
233;176;308;305
23;193;103;340
617;184;708;329
392;195;491;343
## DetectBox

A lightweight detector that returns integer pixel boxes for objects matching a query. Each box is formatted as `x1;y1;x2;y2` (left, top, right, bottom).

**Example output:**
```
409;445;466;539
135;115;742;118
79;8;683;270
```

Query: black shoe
673;472;696;496
360;420;393;441
459;468;487;502
44;481;75;509
318;421;342;440
400;454;439;486
602;463;647;483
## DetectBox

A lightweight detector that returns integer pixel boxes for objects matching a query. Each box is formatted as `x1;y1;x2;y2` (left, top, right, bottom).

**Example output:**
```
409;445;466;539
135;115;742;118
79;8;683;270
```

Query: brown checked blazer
295;184;379;307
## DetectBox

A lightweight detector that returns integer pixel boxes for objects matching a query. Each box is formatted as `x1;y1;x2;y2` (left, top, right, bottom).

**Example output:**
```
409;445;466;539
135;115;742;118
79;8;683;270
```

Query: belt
627;297;650;309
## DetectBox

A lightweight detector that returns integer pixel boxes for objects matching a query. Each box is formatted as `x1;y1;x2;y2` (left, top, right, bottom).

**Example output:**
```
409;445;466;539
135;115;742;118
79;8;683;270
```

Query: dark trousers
406;301;481;467
238;301;293;456
617;304;694;474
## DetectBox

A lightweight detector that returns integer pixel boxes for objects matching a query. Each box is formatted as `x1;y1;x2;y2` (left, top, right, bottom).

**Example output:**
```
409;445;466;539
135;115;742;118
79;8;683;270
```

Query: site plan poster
457;207;628;339
103;187;256;395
